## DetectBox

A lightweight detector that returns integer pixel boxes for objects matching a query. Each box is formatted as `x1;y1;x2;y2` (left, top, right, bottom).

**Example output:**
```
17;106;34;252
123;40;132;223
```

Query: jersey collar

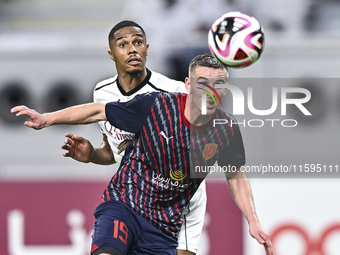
180;94;218;131
116;68;152;96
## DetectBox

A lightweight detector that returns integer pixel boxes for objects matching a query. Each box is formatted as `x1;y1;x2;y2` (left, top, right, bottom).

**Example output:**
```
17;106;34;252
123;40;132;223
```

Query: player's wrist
41;113;52;128
247;216;260;226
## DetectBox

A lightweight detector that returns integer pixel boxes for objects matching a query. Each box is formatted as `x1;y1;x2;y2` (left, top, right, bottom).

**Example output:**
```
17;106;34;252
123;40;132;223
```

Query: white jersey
93;68;187;163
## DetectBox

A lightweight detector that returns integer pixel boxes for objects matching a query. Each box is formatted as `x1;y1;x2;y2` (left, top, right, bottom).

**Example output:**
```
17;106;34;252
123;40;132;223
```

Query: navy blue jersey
102;92;245;238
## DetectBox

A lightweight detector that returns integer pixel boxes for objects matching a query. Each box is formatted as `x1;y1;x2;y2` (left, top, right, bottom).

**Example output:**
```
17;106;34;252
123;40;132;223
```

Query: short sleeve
218;124;246;169
105;92;158;133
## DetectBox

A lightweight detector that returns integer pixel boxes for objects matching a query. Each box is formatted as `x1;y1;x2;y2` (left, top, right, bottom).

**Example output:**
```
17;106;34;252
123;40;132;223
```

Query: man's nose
128;43;137;54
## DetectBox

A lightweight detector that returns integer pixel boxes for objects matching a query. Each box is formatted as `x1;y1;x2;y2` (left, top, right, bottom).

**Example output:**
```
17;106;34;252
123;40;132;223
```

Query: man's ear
185;77;190;93
108;50;115;62
222;88;228;97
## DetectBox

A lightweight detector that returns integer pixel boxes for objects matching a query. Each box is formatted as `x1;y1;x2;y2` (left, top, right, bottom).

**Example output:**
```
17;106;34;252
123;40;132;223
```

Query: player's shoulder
149;70;187;93
134;91;183;103
217;108;239;125
94;76;118;92
93;76;120;103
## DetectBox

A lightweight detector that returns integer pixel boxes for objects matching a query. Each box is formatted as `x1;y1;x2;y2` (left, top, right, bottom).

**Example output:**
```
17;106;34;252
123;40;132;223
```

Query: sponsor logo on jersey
169;169;187;181
103;121;134;141
120;94;136;102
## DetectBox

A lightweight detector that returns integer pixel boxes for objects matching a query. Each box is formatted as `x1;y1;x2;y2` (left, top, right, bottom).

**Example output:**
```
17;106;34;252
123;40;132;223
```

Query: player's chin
201;108;216;117
126;62;144;72
126;66;144;75
205;105;217;115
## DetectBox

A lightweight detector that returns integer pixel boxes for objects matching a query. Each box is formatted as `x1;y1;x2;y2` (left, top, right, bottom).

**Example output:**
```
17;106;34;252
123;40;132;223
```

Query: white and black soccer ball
208;12;265;68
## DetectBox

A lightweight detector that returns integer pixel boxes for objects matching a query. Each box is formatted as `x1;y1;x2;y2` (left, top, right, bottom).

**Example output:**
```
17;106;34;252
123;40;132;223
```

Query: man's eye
197;82;208;87
213;82;225;87
119;44;125;48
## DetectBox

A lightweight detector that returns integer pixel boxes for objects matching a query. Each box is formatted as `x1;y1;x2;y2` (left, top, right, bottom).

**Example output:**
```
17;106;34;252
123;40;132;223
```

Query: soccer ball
208;12;265;68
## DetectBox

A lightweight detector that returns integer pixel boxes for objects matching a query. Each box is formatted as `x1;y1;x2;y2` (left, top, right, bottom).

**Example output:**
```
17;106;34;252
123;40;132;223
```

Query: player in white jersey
94;69;184;162
61;21;206;255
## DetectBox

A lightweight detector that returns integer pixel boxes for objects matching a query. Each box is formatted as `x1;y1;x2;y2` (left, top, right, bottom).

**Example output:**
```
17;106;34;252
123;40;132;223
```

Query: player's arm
62;131;132;165
11;103;106;130
62;133;116;165
225;170;273;255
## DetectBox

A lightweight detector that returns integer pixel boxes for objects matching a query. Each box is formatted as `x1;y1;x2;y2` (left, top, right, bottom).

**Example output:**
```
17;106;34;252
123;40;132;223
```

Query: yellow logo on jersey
170;169;187;181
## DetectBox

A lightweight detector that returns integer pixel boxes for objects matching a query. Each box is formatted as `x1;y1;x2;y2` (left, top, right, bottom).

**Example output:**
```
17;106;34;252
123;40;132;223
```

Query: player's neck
184;96;214;126
117;69;147;93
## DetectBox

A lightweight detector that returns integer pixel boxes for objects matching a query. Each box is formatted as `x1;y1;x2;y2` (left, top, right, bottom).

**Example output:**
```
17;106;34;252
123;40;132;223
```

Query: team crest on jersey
203;143;218;160
170;169;187;181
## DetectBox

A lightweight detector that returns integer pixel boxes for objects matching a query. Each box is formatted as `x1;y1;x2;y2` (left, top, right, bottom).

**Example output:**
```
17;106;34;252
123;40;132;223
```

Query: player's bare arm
11;103;107;129
226;170;273;255
176;249;195;255
117;139;133;154
62;133;116;165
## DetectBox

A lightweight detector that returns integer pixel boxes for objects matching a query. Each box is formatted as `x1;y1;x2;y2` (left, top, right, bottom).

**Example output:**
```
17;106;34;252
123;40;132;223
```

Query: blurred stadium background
1;0;340;254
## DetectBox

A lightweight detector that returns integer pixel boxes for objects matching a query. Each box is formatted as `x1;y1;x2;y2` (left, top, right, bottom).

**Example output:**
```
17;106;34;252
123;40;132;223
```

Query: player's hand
62;133;95;163
249;221;273;255
11;105;47;130
117;139;133;154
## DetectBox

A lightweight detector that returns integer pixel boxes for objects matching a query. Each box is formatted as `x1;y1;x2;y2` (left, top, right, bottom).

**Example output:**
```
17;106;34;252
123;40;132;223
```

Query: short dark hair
189;53;228;76
108;20;146;43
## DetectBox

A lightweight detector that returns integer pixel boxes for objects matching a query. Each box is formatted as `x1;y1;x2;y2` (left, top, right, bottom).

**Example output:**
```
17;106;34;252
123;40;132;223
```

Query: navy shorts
91;200;177;255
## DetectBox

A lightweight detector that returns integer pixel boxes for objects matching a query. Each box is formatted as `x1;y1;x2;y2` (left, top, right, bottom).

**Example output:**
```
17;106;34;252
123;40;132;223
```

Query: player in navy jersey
58;20;206;255
12;53;273;255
